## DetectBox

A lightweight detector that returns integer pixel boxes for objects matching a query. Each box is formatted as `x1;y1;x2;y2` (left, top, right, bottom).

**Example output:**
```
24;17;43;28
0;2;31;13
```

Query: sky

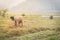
0;0;26;9
0;0;60;12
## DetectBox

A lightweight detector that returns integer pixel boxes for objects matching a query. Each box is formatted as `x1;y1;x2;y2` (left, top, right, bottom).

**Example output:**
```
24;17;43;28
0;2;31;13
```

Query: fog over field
0;0;60;13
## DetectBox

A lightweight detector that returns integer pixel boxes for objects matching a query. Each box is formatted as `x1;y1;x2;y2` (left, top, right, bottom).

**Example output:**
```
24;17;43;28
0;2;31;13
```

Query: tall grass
0;14;60;40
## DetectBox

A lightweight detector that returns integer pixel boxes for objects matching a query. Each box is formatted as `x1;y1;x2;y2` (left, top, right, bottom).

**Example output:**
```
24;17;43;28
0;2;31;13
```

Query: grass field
0;13;60;40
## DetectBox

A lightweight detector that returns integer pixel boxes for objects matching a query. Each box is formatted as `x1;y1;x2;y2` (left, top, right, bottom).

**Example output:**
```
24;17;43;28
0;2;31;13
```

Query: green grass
0;30;59;40
0;14;60;40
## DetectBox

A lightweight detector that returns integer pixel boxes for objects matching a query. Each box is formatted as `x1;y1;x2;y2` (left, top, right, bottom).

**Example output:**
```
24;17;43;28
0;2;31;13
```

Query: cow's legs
14;21;17;27
18;20;23;27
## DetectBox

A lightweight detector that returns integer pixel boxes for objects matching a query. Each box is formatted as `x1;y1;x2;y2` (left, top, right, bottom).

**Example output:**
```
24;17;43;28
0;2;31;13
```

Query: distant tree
50;15;53;19
1;9;8;17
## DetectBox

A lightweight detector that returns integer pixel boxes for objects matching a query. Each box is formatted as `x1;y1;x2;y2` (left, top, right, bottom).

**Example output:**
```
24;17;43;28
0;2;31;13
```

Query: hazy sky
0;0;60;12
0;0;26;9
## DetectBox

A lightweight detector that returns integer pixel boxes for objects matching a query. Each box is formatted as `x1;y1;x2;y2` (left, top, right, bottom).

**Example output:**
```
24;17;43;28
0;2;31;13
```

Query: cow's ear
10;16;14;21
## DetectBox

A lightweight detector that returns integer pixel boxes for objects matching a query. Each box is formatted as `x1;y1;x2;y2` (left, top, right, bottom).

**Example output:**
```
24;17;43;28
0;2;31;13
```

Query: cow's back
14;16;22;21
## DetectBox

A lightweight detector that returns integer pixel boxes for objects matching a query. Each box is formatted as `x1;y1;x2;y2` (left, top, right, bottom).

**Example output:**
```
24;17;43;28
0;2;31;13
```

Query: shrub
22;14;25;16
50;16;53;19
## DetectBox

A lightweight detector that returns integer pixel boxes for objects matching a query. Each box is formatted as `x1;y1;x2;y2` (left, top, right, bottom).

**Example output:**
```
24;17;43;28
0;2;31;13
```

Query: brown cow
10;16;23;27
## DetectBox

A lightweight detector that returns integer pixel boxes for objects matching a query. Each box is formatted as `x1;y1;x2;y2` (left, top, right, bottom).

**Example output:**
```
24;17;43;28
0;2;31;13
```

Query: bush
50;16;53;19
22;14;25;16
